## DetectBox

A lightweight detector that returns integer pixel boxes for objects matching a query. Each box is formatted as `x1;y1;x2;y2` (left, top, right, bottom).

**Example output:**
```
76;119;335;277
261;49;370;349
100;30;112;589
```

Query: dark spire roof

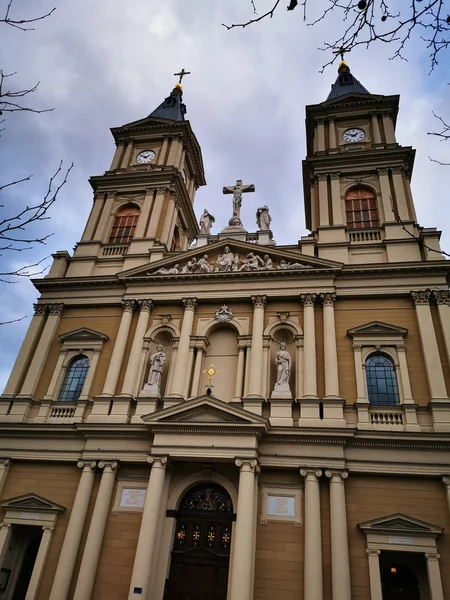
149;84;187;121
326;61;370;101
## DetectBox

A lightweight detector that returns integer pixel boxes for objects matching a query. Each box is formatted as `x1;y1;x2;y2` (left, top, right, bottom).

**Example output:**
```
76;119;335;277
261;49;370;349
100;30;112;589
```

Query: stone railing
49;404;76;419
102;244;129;256
370;408;404;428
349;229;382;244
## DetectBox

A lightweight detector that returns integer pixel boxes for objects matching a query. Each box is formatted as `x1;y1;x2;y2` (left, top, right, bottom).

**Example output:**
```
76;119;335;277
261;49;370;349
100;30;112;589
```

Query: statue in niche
196;254;213;273
272;342;292;398
263;254;275;270
141;344;166;396
199;209;215;235
238;252;264;271
154;264;180;275
216;246;237;272
256;205;272;230
182;258;198;273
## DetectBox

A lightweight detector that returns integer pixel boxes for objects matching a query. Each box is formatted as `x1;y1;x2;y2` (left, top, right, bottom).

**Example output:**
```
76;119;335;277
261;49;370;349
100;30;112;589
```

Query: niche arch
264;319;303;398
200;323;240;402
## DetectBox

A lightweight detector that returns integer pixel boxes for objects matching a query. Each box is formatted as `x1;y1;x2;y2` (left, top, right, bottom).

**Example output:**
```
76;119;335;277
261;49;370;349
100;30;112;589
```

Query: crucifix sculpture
174;68;191;84
222;179;255;226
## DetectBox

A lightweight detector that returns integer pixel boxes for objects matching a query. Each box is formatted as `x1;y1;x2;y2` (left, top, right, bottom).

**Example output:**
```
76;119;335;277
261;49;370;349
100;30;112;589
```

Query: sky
1;0;450;390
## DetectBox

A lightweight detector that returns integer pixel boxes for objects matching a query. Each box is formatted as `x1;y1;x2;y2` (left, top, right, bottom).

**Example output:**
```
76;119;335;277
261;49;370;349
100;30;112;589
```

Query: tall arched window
345;187;379;229
109;205;140;244
58;355;89;401
365;353;399;406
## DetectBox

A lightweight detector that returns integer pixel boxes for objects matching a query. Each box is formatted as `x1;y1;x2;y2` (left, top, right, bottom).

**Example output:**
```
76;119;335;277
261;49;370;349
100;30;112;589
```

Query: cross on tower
333;47;350;62
174;68;191;84
222;179;255;223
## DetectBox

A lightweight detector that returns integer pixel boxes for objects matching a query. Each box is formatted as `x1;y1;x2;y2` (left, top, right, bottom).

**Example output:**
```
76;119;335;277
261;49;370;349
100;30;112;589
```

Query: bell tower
300;61;444;264
64;79;206;278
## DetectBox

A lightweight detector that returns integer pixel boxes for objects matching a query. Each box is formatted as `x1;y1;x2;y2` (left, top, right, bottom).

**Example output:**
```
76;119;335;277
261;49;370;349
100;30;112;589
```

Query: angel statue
256;205;272;230
199;209;215;235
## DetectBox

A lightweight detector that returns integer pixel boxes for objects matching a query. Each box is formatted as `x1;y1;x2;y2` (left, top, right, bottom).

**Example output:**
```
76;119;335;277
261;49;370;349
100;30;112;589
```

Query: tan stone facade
1;72;450;600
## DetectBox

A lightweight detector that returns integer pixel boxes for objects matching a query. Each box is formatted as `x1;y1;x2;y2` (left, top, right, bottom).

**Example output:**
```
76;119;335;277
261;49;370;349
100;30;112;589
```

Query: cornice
304;147;415;171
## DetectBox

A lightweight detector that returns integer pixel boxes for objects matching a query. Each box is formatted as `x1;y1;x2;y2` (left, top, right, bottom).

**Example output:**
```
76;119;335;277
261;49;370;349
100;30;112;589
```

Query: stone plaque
20;512;41;520
388;535;414;545
267;495;295;517
120;488;146;509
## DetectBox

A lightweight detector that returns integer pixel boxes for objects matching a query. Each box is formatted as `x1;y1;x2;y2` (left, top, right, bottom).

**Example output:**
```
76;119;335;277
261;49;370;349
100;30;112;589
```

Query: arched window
58;355;89;401
109;205;140;244
345;187;379;229
365;353;399;406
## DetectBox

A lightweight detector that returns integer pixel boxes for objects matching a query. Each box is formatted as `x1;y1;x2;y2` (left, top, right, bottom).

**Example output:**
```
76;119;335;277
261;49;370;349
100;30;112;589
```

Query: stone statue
263;255;274;270
154;264;180;275
238;252;264;271
141;344;166;396
256;205;271;230
222;179;255;226
196;254;213;273
199;209;215;235
216;246;237;272
278;259;307;270
272;341;292;398
182;258;197;273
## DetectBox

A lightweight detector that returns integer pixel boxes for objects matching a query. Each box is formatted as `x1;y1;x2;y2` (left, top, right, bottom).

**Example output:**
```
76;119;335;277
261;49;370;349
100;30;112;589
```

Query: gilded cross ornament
174;68;191;84
203;364;219;389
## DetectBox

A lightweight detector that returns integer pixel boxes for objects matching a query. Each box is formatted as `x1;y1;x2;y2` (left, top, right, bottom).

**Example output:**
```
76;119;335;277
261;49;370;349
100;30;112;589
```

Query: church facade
1;63;450;600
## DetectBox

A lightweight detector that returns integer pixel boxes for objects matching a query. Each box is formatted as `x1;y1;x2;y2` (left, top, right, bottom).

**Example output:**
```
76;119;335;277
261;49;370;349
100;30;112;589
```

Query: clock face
343;128;366;143
136;150;156;164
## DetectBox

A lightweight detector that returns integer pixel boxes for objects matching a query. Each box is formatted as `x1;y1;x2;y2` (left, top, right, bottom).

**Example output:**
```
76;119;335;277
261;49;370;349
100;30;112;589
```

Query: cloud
1;0;449;390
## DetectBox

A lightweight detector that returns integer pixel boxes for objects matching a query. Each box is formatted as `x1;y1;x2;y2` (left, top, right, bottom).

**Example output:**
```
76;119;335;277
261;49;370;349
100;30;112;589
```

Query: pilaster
300;469;323;600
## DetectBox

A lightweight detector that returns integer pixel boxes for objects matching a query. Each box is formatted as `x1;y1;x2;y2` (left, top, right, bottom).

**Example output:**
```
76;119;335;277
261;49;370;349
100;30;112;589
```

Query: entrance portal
165;483;233;600
382;562;421;600
0;525;43;600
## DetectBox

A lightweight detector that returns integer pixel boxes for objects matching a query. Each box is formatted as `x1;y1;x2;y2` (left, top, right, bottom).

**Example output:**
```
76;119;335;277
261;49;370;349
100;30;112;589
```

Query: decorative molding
215;305;233;322
320;292;336;307
317;174;328;181
137;299;153;313
251;295;267;309
182;297;198;312
411;290;431;306
433;290;450;306
48;303;64;317
391;167;403;175
33;303;48;317
122;299;136;313
300;293;316;308
377;168;389;176
329;172;340;180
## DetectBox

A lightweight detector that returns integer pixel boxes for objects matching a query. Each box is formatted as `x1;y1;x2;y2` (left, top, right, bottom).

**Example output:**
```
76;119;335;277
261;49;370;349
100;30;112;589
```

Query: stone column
121;300;153;396
183;346;195;398
122;139;134;167
353;345;367;402
411;291;448;400
79;350;101;400
160;192;177;246
81;193;105;242
377;169;394;223
0;524;12;570
328;117;337;148
93;191;116;242
146;187;166;238
296;339;304;399
49;461;96;600
25;525;54;600
391;167;409;221
396;344;413;403
301;294;317;397
434;291;450;367
325;470;351;600
128;456;168;599
72;461;118;600
366;549;383;600
234;344;246;400
19;303;64;398
382;112;396;143
228;459;258;600
425;553;445;600
110;142;125;170
316;119;325;151
371;113;382;144
442;477;450;515
190;344;205;397
330;173;344;226
0;459;10;497
318;174;329;227
134;189;154;238
247;296;267;398
3;304;48;396
170;298;198;397
321;293;339;398
300;469;323;600
101;300;136;396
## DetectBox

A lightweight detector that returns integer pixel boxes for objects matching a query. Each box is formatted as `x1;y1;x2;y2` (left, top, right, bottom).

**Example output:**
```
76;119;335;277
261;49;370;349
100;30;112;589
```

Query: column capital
366;548;380;557
0;458;11;469
391;167;403;175
77;460;96;470
33;303;48;316
182;297;198;312
235;458;259;472
98;461;119;471
122;299;136;313
377;168;389;176
48;303;65;317
317;173;328;181
251;295;267;309
329;172;340;180
137;299;153;313
425;552;440;561
42;525;55;533
396;344;406;352
300;468;322;478
320;292;336;306
147;455;168;468
433;290;450;306
411;290;432;306
352;344;363;352
325;469;348;480
442;476;450;489
300;293;317;307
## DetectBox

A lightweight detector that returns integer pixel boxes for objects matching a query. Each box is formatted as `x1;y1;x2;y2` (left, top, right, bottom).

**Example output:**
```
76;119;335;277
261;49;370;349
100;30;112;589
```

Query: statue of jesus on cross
222;179;255;226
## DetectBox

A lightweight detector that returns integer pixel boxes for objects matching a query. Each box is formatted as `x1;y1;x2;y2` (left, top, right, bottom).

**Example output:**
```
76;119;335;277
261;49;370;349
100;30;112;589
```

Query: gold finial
203;364;220;389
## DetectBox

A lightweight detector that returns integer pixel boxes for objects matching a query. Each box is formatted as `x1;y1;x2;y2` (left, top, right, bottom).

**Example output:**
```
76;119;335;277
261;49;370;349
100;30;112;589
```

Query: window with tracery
365;353;400;406
173;484;233;554
109;205;140;244
345;187;379;229
58;355;89;401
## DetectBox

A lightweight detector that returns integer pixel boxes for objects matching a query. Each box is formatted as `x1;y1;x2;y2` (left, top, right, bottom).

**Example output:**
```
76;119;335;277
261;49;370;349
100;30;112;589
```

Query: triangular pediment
347;321;408;338
59;328;109;342
0;493;66;513
142;395;268;429
358;513;443;537
120;239;342;281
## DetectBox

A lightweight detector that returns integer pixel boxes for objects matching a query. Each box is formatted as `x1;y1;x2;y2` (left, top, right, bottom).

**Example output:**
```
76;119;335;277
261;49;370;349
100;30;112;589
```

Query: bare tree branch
392;205;450;258
1;0;55;31
0;315;27;326
223;0;281;29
